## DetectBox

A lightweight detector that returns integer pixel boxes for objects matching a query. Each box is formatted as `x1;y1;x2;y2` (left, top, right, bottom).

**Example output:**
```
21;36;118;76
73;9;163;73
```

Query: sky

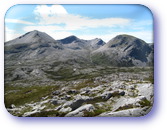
5;4;153;43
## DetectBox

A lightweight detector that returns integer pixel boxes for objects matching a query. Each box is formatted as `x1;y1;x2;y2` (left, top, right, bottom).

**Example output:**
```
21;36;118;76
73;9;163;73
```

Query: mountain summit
6;30;56;46
91;34;153;66
58;35;79;44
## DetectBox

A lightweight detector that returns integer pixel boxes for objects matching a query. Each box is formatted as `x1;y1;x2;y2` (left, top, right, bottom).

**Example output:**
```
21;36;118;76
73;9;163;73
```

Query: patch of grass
116;104;134;111
139;99;151;107
73;79;97;90
4;85;60;108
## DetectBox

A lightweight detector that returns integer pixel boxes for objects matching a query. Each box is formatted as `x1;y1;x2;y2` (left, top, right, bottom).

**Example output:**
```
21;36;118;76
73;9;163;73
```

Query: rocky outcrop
65;104;95;117
99;107;151;117
7;78;153;117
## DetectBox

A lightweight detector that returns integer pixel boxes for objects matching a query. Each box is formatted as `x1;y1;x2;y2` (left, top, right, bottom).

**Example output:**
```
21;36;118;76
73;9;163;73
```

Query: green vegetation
139;99;152;107
116;104;134;111
73;79;97;90
91;53;111;65
4;85;59;108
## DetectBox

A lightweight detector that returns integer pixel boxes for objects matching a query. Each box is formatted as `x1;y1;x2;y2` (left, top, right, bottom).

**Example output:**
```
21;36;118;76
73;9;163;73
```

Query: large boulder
65;104;95;117
137;83;153;100
62;95;91;110
101;90;125;100
112;96;151;112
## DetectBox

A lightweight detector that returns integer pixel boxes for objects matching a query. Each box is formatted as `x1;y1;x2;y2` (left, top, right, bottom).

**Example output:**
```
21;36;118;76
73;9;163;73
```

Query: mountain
5;31;153;67
4;31;106;68
57;36;105;50
91;34;153;66
4;31;153;84
57;35;79;44
5;30;64;66
5;30;56;46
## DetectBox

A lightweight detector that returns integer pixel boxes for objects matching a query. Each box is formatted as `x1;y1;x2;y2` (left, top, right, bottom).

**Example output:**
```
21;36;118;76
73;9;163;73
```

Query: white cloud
34;5;68;16
5;27;22;42
34;5;68;24
34;5;131;30
23;25;65;32
5;19;33;25
5;5;153;43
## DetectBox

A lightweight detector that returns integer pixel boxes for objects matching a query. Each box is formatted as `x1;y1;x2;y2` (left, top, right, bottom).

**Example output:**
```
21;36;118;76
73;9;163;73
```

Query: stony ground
5;67;153;117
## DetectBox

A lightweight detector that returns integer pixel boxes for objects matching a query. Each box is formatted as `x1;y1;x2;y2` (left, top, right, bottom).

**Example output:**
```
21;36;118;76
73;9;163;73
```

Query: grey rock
137;83;153;100
62;95;90;110
101;92;113;100
52;90;60;95
65;104;95;117
67;89;78;94
51;100;58;105
70;99;85;110
59;107;72;113
98;107;151;117
119;91;125;96
112;95;150;112
10;104;16;109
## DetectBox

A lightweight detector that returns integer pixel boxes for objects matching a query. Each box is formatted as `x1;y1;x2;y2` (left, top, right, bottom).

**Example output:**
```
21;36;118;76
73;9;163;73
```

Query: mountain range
4;30;153;85
5;30;153;66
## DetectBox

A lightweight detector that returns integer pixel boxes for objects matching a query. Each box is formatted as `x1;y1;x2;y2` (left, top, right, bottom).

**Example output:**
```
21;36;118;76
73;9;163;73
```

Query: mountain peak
112;34;137;42
68;35;78;39
90;38;105;47
58;35;80;44
106;34;146;48
6;30;56;46
114;34;136;38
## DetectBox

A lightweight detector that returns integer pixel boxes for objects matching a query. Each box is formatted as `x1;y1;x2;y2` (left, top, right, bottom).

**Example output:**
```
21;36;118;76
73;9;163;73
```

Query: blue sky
5;4;153;43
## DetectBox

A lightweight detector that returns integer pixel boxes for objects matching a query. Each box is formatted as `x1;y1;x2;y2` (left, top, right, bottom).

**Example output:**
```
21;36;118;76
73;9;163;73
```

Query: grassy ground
4;85;59;108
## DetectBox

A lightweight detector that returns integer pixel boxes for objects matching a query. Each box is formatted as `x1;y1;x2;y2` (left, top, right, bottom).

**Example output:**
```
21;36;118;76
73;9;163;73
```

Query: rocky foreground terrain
4;30;153;117
5;67;153;117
